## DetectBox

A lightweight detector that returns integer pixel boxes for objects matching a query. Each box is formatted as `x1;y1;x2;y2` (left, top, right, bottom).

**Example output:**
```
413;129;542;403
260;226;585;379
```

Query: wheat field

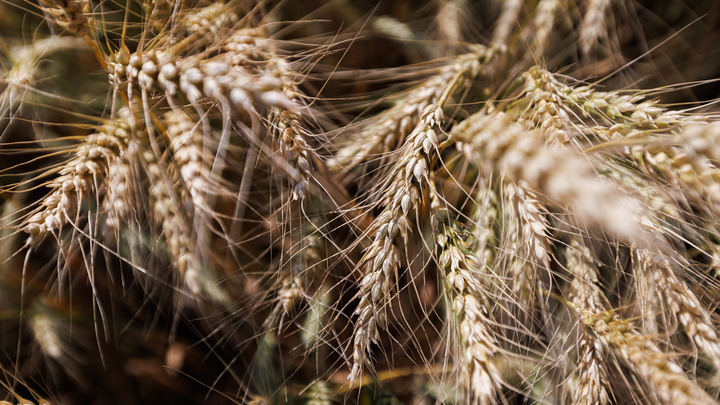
1;0;720;404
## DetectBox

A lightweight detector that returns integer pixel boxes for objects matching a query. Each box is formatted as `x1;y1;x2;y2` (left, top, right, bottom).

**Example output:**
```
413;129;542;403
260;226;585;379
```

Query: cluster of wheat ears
2;0;720;403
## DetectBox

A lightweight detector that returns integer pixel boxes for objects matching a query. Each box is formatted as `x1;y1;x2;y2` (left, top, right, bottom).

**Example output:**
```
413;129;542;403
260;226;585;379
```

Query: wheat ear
452;111;656;250
144;147;203;297
436;211;504;405
504;183;551;322
24;113;131;244
578;0;612;57
566;238;610;405
529;0;564;55
38;0;93;37
349;105;444;384
491;0;522;46
581;309;716;405
329;47;495;171
637;250;720;373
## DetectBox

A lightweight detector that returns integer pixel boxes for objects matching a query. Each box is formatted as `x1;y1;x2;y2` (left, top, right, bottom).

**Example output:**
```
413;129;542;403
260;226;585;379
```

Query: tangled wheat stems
5;0;720;404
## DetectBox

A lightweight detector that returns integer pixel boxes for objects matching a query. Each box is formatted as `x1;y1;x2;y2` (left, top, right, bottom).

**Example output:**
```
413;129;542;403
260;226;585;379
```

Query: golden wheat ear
23;113;131;245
